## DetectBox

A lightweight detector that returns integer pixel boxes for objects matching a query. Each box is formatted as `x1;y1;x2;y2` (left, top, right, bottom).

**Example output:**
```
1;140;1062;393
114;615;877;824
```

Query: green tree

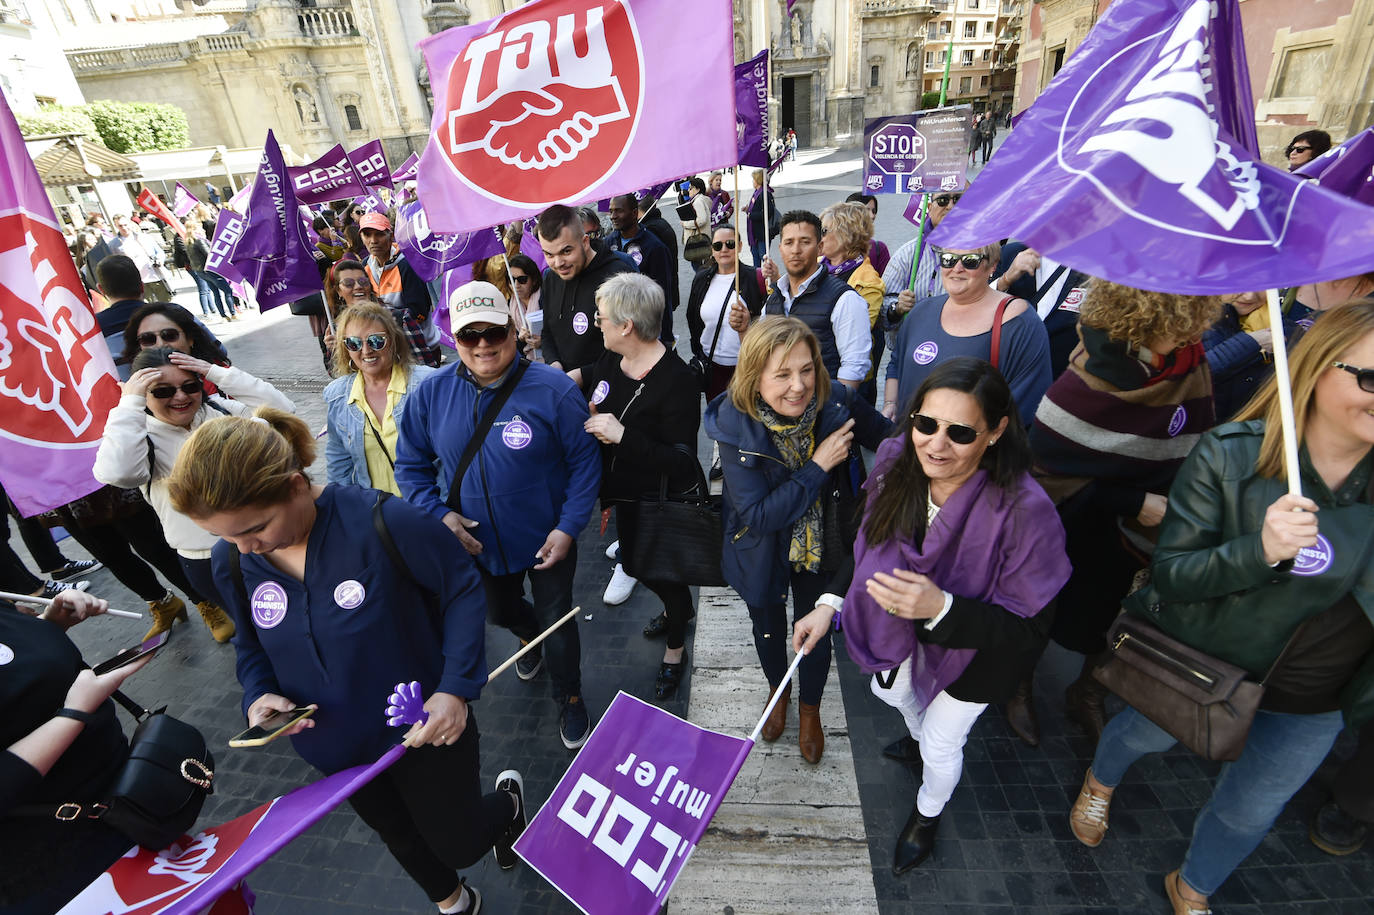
15;105;99;141
81;100;191;153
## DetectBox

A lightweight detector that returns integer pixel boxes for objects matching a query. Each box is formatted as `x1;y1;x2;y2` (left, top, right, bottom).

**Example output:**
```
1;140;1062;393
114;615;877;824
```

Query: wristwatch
55;707;97;725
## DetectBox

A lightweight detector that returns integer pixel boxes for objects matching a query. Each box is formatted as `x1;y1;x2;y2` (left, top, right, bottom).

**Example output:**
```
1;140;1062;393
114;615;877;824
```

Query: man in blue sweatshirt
397;280;602;749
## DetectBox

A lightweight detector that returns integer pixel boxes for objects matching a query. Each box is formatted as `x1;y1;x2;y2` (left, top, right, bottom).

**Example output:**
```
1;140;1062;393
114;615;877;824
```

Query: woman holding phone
167;409;524;915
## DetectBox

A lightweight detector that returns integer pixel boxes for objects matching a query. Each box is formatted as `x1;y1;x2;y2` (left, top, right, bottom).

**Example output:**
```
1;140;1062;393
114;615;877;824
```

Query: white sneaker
603;563;637;605
604;540;619;560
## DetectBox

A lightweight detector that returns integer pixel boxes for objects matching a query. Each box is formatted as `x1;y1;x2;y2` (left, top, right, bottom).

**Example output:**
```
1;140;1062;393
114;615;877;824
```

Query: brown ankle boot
1065;655;1110;743
196;601;236;643
1004;674;1040;747
799;702;824;763
142;591;187;642
761;683;790;742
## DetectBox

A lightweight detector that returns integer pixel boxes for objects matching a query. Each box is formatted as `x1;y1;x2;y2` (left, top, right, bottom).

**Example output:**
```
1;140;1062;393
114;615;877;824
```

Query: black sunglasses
455;325;511;347
933;194;963;207
1287;144;1312;156
150;379;203;399
1332;361;1374;393
343;334;388;352
911;412;983;445
936;251;988;270
138;327;183;347
512;274;532;285
712;240;737;251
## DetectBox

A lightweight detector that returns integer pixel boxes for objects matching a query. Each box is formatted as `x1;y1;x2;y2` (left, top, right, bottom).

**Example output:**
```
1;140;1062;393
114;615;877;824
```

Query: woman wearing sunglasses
884;241;1050;427
323;302;436;496
1069;301;1374;915
705;317;893;764
93;346;294;642
795;357;1070;872
324;259;434;372
685;225;765;403
121;303;231;391
507;253;544;362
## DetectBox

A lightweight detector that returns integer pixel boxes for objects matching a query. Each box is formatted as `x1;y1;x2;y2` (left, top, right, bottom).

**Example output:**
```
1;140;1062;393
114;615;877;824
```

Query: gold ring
886;605;898;616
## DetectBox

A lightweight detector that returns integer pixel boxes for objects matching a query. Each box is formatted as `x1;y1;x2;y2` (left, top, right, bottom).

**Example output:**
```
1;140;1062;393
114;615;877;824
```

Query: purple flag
352;190;389;215
930;0;1374;294
395;200;506;282
230;131;321;310
205;208;251;285
1295;127;1374;205
287;143;368;203
416;0;737;233
901;194;927;228
515;692;752;915
520;219;548;272
172;181;200;217
347;138;392;189
434;269;466;349
391;152;420;184
0;93;121;516
735;50;770;168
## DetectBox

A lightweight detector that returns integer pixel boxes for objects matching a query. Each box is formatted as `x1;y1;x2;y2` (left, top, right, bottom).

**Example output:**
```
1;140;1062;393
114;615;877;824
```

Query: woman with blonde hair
1069;301;1374;915
168;409;525;915
705;317;892;763
821;201;885;404
323;302;437;494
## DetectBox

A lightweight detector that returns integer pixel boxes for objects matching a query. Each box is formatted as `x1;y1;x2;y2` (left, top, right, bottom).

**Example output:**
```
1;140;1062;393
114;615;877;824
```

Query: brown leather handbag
1092;613;1301;762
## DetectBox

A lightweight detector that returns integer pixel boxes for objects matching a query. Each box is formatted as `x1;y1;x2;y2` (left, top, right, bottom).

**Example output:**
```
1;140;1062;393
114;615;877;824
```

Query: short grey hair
597;273;663;342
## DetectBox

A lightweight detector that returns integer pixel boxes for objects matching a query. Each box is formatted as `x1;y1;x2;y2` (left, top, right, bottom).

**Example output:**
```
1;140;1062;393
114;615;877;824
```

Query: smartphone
228;706;316;748
90;630;171;675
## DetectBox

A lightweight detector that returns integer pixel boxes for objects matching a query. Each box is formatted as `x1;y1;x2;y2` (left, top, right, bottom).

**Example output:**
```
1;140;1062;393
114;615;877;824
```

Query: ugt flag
417;0;737;233
230;131;321;310
735;50;770;169
930;0;1374;294
0;93;121;516
287;143;367;204
172;181;200;218
516;692;751;915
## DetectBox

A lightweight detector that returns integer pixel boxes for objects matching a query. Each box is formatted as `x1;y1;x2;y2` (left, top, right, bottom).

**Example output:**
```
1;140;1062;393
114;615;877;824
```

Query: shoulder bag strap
705;280;732;366
1033;264;1069;304
363;413;395;470
444;359;530;513
989;295;1014;371
228;544;248;616
371;492;427;593
110;689;151;721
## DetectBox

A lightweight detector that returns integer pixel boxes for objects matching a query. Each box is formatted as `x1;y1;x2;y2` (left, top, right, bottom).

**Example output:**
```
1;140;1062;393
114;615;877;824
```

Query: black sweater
541;244;636;369
920;596;1056;704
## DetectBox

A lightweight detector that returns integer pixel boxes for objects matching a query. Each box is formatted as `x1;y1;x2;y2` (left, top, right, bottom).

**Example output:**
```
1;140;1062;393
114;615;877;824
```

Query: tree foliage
16;100;191;153
15;106;99;141
920;91;943;109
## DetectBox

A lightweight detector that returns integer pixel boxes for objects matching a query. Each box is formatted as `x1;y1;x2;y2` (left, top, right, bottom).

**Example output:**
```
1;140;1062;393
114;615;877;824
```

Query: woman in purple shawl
796;358;1071;874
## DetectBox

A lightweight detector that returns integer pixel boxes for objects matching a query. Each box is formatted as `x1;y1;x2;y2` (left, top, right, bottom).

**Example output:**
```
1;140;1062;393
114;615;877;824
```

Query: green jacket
1125;421;1374;727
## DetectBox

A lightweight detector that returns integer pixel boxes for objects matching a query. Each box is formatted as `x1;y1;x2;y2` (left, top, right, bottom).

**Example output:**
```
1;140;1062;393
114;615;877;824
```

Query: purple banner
434;269;464;349
395;200;506;282
930;0;1374;294
515;692;752;915
416;0;737;233
173;181;200;218
287;143;367;203
352;190;389;215
348;138;392;189
520;218;548;272
230;130;322;310
863;107;972;195
1295;127;1374;205
205;208;251;285
391;152;420;184
735;50;770;169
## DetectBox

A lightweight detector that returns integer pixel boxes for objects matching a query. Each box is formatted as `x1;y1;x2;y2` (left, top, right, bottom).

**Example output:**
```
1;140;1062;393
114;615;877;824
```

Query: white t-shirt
698;272;745;365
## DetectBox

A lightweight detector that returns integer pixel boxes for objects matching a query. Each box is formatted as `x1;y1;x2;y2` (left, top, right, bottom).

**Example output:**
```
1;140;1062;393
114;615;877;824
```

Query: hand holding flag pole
749;649;806;743
0;589;142;619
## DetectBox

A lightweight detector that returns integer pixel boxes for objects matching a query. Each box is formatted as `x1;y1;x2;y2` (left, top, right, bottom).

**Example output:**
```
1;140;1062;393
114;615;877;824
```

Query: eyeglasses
933;194;963;207
511;274;532;285
712;240;737;251
1287;145;1312;156
149;379;203;399
454;325;511;347
343;334;388;352
936;251;989;270
1332;361;1374;393
338;277;368;289
911;412;984;445
137;328;183;347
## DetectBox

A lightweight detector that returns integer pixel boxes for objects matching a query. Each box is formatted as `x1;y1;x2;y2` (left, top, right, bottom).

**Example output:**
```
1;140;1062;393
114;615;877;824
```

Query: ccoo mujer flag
417;0;737;234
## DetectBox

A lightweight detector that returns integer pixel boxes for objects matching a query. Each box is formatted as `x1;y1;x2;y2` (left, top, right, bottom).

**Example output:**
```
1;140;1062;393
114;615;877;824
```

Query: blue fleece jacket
395;359;601;576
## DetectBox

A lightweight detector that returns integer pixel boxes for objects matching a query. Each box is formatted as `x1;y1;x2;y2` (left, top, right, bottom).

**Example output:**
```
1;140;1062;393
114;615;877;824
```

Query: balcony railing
69;32;248;73
298;8;356;38
861;0;948;16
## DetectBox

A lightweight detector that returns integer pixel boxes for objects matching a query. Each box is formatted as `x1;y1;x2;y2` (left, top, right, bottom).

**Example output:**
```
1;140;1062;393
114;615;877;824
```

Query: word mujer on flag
173;181;200;218
516;692;751;915
229;130;321;310
417;0;736;234
287;143;367;204
0;93;120;516
930;0;1374;294
395;200;506;283
137;187;185;238
735;50;770;169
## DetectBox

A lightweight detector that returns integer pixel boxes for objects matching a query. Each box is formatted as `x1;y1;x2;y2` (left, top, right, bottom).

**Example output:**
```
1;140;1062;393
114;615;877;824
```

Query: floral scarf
757;395;824;572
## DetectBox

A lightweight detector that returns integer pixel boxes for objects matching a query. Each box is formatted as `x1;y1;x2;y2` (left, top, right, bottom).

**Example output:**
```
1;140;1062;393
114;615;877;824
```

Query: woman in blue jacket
323;301;436;494
705;317;893;763
167;409;522;915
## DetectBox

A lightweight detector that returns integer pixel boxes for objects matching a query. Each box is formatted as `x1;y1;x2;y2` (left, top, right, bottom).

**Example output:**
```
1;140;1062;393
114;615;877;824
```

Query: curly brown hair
1079;281;1223;350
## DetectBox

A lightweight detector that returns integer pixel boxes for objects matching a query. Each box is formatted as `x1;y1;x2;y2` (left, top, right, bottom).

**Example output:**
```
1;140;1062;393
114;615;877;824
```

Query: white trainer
604;540;619;560
603;563;637;605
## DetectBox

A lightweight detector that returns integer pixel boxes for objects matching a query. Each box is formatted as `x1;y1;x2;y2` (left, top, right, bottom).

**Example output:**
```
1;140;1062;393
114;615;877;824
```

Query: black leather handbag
618;446;726;587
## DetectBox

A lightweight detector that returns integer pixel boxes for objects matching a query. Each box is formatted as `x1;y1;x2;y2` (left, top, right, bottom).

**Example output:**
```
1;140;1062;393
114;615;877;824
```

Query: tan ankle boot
761;683;790;742
799;701;824;763
196;601;236;643
143;591;187;641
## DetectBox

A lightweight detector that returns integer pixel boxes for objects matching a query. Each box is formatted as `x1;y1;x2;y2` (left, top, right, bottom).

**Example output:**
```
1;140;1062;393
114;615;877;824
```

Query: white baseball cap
448;280;510;331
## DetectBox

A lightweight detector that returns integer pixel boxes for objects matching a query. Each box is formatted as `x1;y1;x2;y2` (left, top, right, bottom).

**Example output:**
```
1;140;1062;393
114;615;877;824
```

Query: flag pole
733;164;743;303
907;37;955;293
0;590;142;619
1264;289;1303;497
487;606;581;682
749;649;807;743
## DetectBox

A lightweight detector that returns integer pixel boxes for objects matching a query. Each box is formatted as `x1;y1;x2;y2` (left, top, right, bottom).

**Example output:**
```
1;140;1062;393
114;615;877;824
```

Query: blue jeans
1092;705;1344;896
750;238;767;268
191;270;234;317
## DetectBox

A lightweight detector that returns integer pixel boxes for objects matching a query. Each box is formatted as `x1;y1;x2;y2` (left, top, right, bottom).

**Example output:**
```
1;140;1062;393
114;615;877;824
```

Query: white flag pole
0;590;142;619
749;649;807;742
1264;289;1303;497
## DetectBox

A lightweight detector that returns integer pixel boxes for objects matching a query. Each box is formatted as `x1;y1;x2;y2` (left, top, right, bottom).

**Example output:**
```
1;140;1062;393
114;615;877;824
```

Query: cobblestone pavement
14;157;1373;912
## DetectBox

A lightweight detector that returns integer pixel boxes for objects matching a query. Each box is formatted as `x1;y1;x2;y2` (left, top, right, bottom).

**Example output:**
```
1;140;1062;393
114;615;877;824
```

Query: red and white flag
137;187;186;238
0;93;121;516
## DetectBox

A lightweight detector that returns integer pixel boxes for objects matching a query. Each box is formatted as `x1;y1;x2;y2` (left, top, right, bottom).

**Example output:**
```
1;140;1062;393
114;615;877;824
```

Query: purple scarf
822;255;864;276
843;438;1071;711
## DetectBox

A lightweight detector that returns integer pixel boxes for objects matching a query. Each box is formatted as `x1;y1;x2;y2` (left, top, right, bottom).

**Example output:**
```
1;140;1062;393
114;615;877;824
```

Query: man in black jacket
605;194;675;345
537;205;635;371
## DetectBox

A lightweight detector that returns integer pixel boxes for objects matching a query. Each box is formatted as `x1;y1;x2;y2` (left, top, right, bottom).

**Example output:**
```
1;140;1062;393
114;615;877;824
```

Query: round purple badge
912;341;939;365
592;380;610;405
333;579;365;610
251;581;289;630
572;312;589;335
502;417;533;450
628;246;643;266
1167;405;1187;438
1291;534;1334;577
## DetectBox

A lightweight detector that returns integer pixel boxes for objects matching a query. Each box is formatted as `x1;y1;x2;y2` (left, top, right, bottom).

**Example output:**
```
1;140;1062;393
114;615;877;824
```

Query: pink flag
0;93;122;516
416;0;737;233
172;181;200;218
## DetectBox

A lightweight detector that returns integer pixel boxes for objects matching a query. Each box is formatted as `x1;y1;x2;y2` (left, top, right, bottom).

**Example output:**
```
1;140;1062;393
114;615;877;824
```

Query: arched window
344;104;362;131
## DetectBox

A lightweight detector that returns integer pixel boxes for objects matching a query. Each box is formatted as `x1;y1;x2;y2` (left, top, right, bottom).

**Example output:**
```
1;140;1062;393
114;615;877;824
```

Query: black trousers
479;543;582;699
1333;721;1374;822
1050;489;1140;655
179;555;229;610
346;715;512;902
66;503;202;604
746;569;831;706
641;578;695;651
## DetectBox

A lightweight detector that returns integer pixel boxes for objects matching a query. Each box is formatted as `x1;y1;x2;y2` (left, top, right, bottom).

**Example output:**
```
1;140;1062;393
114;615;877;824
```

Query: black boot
893;805;940;874
1310;801;1369;855
1004;674;1040;747
1065;654;1110;743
